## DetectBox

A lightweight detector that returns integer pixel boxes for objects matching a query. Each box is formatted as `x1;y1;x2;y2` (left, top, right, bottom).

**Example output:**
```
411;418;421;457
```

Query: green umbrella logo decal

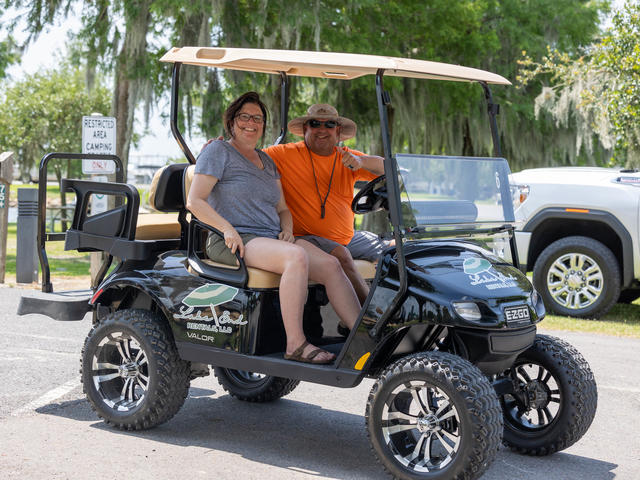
463;257;491;275
182;283;239;308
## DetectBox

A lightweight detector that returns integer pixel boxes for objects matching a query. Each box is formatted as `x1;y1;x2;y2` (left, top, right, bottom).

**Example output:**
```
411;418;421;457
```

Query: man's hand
278;230;295;243
341;147;362;171
200;136;224;153
223;227;245;257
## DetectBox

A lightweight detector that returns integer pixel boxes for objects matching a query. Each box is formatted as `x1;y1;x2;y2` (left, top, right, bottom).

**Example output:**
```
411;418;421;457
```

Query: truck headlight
452;302;482;322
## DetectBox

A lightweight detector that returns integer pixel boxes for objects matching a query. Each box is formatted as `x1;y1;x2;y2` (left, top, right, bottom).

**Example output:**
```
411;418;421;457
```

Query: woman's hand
278;229;295;243
224;227;245;257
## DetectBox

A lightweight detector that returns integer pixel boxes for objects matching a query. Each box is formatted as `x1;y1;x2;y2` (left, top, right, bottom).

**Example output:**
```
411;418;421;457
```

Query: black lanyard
306;145;338;219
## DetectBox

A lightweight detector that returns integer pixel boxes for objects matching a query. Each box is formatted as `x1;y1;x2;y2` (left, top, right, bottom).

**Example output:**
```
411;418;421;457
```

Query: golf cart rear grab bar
38;152;124;293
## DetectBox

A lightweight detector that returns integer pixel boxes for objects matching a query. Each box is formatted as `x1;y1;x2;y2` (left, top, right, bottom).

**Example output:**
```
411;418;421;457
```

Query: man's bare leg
330;245;369;304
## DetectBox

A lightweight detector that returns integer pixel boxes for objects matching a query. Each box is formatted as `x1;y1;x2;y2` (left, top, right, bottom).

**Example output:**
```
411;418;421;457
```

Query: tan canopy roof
160;47;510;85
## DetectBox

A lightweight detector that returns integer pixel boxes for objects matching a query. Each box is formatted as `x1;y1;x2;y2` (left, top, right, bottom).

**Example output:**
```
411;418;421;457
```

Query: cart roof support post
369;70;408;339
171;63;196;165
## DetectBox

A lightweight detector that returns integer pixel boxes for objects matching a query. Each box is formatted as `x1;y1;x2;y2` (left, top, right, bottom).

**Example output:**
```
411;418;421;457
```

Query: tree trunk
111;2;151;181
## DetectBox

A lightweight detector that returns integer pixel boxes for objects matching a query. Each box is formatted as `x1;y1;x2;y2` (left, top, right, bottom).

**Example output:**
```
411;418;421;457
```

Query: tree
0;64;110;182
0;35;19;79
519;1;640;167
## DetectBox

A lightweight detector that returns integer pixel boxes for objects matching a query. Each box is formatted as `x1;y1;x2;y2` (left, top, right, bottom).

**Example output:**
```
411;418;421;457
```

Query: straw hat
288;104;357;141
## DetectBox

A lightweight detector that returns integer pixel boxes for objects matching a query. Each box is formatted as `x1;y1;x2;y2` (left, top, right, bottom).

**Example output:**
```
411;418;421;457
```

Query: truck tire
366;351;502;480
499;335;597;455
213;368;299;402
533;236;620;318
81;309;190;430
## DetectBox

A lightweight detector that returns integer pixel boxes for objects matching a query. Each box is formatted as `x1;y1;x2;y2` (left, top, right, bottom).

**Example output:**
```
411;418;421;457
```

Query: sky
1;9;203;163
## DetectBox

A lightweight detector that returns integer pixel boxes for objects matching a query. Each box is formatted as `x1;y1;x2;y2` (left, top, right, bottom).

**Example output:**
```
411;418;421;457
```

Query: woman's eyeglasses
235;113;264;123
306;119;339;129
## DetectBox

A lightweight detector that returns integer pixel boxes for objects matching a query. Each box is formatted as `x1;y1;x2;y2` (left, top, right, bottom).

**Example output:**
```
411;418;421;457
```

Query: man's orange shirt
264;141;377;245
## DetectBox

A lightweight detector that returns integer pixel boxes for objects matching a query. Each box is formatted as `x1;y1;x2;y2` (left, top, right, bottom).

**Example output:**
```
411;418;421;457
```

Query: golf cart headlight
452;302;482;322
530;289;539;306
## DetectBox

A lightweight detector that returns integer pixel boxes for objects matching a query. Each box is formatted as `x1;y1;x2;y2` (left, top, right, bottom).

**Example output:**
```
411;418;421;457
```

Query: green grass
540;301;640;338
4;223;90;280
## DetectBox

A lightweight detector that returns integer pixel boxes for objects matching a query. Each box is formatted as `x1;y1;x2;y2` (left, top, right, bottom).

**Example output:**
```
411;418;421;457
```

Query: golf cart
19;48;597;480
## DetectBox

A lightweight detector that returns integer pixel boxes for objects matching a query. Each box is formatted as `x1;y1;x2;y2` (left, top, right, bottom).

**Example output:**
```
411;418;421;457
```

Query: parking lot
1;285;639;480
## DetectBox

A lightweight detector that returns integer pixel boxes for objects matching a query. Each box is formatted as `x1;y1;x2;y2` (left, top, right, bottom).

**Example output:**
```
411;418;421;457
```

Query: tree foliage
519;1;640;167
0;34;19;79
4;0;608;172
0;65;111;180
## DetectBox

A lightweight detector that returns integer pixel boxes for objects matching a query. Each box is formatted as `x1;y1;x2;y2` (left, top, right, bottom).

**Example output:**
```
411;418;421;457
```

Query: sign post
0;151;14;283
82;114;116;284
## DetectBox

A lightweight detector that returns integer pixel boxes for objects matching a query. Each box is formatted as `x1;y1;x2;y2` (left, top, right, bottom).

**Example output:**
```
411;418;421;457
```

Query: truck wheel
533;236;620;318
366;352;502;480
81;309;190;430
498;335;597;455
213;368;299;402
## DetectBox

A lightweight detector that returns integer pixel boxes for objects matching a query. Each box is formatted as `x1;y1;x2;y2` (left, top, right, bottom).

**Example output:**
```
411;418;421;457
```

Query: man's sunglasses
306;119;339;129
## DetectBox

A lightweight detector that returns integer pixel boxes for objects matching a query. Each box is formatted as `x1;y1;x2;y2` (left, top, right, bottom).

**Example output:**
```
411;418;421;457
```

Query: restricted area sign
82;115;116;174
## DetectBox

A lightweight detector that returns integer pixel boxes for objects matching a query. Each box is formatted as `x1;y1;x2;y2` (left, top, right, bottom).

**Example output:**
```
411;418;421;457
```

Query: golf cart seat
182;165;377;288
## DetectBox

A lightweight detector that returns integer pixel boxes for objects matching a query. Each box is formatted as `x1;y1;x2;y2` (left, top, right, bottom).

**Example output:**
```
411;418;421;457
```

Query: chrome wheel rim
547;253;603;310
91;331;149;412
503;362;560;431
228;370;267;384
381;381;461;473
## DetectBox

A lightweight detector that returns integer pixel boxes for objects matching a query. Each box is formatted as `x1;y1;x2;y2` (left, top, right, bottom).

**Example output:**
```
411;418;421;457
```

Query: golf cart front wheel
81;309;191;430
366;351;502;480
213;367;299;402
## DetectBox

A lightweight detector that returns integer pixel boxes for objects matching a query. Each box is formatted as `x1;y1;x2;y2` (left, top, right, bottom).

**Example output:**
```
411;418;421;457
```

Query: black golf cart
19;48;597;480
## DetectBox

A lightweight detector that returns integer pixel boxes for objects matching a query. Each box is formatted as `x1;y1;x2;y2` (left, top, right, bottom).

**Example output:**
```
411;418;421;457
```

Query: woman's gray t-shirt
195;140;282;238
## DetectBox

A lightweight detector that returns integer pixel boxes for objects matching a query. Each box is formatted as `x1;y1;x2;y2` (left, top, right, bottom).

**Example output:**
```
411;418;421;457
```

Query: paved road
1;286;638;479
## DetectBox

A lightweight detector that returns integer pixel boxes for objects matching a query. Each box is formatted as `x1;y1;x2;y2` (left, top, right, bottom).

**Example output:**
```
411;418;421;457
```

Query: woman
187;92;361;364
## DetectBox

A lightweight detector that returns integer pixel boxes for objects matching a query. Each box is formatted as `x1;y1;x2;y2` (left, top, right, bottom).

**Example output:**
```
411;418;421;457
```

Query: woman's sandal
284;340;335;364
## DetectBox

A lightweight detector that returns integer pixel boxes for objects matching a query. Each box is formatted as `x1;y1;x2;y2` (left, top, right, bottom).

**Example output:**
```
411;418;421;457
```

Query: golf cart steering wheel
352;175;388;213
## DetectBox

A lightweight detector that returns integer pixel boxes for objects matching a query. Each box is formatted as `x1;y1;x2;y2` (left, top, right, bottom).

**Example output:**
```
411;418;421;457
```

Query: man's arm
341;147;384;175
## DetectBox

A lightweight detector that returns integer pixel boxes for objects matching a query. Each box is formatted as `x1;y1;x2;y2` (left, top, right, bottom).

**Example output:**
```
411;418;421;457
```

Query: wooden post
0;152;14;283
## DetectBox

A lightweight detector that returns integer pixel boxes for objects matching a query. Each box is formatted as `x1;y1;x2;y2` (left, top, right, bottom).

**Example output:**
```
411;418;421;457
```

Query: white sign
82;115;116;174
91;175;109;214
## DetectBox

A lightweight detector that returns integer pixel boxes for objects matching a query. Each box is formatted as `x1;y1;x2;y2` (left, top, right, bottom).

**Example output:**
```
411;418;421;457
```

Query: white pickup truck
510;166;640;318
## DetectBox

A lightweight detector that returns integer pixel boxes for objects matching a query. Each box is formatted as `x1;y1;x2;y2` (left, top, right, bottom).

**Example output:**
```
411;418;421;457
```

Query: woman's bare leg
243;238;334;361
295;239;361;330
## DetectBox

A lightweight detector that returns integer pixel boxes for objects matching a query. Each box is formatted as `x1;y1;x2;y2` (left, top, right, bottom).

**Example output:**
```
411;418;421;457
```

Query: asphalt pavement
1;285;638;479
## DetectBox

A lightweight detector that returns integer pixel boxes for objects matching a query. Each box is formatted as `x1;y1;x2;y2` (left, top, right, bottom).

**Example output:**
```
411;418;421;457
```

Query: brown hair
223;91;268;138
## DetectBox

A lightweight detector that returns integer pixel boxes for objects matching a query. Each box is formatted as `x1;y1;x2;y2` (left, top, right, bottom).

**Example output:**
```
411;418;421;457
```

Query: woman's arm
275;180;294;243
186;172;246;257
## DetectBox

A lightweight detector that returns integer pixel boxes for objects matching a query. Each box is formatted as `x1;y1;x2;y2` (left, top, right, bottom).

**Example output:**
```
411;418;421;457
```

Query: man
264;104;386;304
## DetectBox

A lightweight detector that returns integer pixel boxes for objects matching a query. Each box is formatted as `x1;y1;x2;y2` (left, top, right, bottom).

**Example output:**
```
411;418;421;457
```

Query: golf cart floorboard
17;289;92;321
177;341;363;388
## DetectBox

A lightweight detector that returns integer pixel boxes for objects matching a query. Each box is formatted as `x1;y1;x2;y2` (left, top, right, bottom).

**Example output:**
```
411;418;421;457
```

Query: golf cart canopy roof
160;47;511;85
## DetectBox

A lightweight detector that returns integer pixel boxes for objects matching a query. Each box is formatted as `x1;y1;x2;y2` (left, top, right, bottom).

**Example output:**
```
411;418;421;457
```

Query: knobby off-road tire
81;309;191;430
499;334;597;455
366;352;503;480
213;367;299;402
533;236;620;319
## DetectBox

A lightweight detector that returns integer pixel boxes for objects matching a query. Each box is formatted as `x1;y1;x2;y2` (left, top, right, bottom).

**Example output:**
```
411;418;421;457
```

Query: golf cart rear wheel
213;367;299;402
81;309;190;430
499;334;597;455
366;352;502;480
